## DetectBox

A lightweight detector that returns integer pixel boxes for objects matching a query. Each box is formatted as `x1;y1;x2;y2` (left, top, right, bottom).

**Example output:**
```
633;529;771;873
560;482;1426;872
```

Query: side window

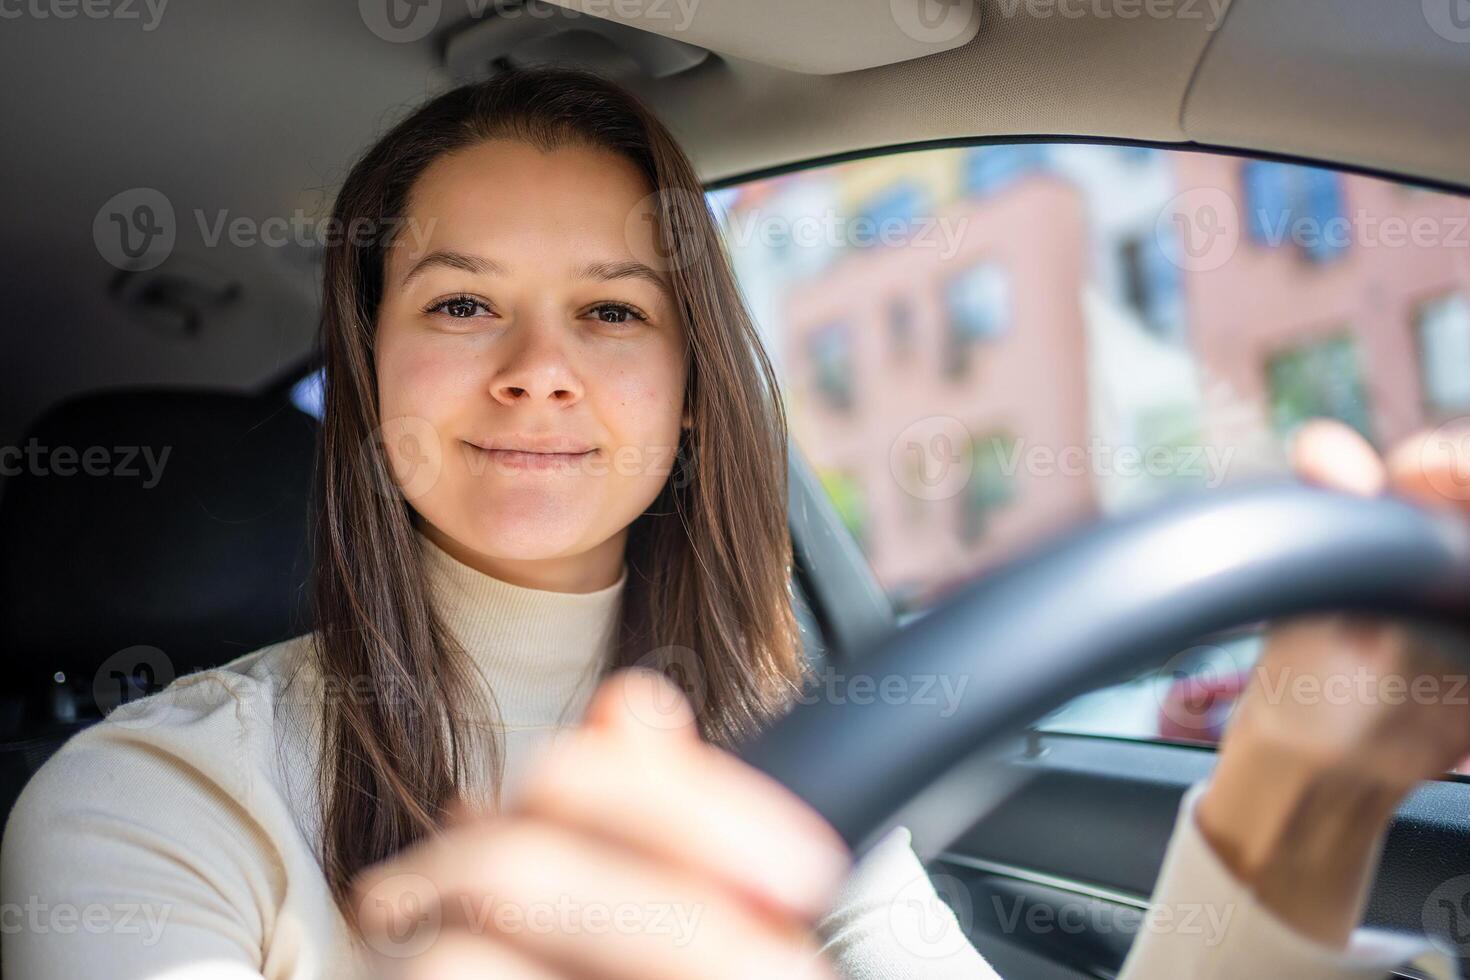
713;144;1470;751
943;262;1009;375
1418;294;1470;416
806;321;856;413
1242;161;1349;263
1266;333;1374;441
958;432;1016;545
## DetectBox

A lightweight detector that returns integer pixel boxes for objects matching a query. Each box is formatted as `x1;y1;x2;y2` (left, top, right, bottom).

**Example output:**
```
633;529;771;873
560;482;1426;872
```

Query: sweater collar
413;527;628;728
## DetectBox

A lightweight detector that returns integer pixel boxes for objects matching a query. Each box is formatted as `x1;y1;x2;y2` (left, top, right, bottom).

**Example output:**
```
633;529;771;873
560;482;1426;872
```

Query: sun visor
524;0;983;74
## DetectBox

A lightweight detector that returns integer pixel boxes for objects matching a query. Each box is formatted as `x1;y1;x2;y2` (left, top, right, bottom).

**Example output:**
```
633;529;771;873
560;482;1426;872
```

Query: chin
448;491;594;560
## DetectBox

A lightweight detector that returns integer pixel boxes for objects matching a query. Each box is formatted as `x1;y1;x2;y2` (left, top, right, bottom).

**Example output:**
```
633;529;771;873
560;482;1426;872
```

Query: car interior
3;0;1470;977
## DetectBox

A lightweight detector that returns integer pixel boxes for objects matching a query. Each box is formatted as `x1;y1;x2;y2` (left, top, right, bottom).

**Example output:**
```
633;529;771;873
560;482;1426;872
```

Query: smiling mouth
463;442;596;471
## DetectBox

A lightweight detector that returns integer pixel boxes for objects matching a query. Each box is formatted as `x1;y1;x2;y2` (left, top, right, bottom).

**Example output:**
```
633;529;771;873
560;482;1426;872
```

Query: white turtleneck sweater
0;529;1456;979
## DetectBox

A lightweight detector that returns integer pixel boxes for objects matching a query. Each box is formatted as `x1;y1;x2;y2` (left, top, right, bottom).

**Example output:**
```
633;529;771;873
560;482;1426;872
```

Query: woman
3;65;1468;979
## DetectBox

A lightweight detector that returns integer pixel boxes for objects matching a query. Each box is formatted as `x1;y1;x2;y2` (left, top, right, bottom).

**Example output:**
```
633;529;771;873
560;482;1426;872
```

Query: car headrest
0;387;318;684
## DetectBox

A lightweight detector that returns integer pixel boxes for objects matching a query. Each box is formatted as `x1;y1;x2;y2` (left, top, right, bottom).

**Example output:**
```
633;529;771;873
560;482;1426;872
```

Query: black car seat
0;385;318;829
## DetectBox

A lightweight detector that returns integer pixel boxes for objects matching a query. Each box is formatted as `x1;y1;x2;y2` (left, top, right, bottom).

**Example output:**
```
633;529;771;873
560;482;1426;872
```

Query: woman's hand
1197;418;1470;948
349;669;850;980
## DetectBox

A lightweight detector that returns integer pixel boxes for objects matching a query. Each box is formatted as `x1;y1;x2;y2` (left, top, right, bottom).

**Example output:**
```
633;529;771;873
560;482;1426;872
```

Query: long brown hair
311;65;804;922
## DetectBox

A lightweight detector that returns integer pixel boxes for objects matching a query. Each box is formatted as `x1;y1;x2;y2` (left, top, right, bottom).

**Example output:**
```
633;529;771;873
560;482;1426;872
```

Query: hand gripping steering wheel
738;483;1470;855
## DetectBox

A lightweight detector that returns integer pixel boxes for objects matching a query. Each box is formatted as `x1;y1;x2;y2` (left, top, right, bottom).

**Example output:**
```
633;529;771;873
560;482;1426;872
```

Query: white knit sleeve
816;784;1458;980
816;825;1003;979
0;698;276;979
1117;780;1459;980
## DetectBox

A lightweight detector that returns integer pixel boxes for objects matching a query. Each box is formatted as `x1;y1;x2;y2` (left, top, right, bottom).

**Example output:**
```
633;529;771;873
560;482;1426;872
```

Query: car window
711;143;1470;752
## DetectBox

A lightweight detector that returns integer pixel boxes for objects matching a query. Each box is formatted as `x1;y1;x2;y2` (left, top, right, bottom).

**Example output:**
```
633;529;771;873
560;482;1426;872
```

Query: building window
963;144;1051;196
807;321;855;411
943;262;1010;379
1417;293;1470;414
1266;333;1373;441
1118;233;1183;338
1241;161;1349;264
958;432;1016;545
1299;168;1346;263
857;180;930;247
1117;145;1155;167
888;295;915;360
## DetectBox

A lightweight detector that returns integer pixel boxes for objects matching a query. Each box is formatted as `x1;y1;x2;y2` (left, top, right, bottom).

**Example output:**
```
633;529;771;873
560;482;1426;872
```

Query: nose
488;321;584;408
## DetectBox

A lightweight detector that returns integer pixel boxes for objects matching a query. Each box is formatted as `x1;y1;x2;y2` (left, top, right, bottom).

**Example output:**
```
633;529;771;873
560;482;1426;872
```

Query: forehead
402;138;655;251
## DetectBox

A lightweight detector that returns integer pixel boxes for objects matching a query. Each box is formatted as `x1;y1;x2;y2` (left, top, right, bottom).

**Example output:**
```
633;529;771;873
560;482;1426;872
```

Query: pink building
764;147;1470;614
783;176;1097;609
1176;153;1470;449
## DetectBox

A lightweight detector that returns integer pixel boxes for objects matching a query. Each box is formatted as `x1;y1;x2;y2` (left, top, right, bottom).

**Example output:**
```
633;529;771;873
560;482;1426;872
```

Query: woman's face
374;138;691;592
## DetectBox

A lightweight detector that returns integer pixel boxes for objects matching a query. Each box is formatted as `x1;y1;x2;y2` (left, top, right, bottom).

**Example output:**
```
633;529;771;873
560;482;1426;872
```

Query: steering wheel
737;482;1470;855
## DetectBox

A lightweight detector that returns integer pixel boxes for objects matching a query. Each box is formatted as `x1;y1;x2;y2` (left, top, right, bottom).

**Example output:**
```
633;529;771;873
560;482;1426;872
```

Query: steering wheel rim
737;481;1470;855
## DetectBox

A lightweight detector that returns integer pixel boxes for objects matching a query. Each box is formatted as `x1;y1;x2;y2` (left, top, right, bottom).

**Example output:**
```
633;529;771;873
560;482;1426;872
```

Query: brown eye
589;302;647;325
425;295;492;318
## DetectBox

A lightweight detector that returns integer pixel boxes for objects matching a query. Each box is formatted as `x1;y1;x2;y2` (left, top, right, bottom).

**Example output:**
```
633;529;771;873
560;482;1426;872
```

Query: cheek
374;332;480;511
376;330;469;423
594;361;686;497
603;359;684;443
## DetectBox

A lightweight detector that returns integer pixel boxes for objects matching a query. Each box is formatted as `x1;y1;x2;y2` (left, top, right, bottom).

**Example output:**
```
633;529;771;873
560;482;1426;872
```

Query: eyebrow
578;258;672;296
400;249;503;286
400;249;672;298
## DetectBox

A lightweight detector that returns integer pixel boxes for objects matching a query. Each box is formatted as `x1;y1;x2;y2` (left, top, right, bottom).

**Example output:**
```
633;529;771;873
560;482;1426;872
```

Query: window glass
807;321;855;412
713;143;1470;750
1418;294;1470;415
1266;333;1373;440
290;369;325;419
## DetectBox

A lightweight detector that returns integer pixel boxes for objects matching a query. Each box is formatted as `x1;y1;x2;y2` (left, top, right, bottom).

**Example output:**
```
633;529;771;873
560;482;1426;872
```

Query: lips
466;435;597;455
461;437;597;473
